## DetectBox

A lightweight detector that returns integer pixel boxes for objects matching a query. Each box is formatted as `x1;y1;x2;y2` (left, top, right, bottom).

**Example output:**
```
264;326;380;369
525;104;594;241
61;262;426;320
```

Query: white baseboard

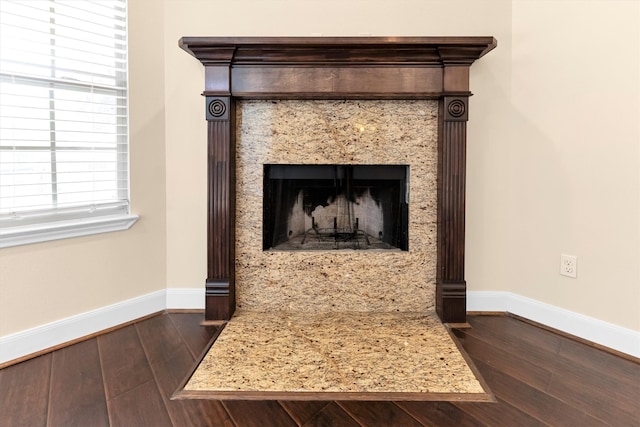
468;291;640;359
166;287;205;309
0;288;204;365
2;289;637;365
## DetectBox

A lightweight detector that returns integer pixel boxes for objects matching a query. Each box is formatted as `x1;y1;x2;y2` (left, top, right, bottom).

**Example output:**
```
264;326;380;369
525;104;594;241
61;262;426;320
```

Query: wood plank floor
0;313;638;426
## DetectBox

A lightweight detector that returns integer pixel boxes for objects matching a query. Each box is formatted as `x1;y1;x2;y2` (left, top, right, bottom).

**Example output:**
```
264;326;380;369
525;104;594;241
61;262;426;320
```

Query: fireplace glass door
263;164;409;251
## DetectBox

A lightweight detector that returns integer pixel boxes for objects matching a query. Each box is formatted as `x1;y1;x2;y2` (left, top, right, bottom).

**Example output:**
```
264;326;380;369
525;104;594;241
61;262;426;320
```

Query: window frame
0;0;137;248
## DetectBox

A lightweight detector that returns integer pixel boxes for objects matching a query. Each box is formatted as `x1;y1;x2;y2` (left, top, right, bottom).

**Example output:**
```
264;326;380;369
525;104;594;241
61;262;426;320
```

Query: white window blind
0;0;135;246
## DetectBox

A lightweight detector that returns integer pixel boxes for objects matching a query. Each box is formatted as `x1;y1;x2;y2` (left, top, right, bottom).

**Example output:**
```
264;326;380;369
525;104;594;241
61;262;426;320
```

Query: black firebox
263;164;409;251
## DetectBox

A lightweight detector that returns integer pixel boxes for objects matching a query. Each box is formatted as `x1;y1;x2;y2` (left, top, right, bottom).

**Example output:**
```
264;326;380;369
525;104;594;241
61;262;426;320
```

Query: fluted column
437;95;469;323
205;96;236;321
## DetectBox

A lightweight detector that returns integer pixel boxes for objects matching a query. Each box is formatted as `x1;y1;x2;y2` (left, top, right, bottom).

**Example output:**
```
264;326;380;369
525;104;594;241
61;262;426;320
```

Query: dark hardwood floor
0;312;638;426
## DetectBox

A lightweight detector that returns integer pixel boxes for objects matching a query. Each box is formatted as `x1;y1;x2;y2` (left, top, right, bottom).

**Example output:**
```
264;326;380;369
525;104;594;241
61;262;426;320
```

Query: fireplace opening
263;164;409;251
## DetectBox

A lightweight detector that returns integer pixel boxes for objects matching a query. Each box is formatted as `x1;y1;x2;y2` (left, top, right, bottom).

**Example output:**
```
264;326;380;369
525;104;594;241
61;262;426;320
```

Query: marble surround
235;100;438;312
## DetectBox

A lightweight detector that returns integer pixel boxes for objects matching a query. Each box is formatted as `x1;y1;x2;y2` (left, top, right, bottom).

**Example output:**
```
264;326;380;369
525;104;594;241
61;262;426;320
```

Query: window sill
0;214;139;249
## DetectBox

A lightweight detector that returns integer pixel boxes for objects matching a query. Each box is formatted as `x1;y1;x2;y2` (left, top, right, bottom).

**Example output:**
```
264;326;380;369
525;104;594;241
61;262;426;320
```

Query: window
0;0;137;248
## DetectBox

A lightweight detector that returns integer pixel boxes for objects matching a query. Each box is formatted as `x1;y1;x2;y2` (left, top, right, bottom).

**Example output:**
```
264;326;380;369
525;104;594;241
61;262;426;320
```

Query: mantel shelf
179;36;497;65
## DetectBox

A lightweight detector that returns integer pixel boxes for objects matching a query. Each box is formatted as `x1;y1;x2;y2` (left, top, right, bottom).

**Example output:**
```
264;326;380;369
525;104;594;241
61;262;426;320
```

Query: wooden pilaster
437;95;469;323
205;96;236;321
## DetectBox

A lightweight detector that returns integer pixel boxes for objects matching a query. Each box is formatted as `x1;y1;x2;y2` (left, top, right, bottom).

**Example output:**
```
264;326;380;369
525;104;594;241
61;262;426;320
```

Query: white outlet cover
560;254;577;278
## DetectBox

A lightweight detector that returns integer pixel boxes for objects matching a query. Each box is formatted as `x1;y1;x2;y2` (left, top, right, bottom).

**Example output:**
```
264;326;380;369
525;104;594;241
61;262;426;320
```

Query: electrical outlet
560;254;577;278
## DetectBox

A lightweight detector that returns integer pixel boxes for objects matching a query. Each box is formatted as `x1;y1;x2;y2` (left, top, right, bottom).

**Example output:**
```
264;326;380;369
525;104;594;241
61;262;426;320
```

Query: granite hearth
178;311;488;400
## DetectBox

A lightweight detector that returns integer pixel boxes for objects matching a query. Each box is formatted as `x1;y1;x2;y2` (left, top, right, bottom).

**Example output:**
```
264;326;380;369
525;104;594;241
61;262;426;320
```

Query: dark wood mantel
179;36;496;323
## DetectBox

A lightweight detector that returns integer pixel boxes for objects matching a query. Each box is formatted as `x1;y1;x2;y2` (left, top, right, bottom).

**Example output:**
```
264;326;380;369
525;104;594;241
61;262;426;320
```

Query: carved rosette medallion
206;96;230;121
444;96;468;121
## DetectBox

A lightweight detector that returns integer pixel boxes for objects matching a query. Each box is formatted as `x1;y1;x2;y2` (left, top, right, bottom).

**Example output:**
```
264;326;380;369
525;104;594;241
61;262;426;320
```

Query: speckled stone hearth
175;311;490;400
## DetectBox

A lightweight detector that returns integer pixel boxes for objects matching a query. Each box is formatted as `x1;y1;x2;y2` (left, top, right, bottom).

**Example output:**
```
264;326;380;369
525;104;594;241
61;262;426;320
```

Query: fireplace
263;164;409;251
179;37;497;323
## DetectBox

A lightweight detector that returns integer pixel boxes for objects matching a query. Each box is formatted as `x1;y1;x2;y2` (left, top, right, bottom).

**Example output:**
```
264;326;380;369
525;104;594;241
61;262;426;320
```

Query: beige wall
473;0;639;331
1;0;638;337
501;0;639;329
